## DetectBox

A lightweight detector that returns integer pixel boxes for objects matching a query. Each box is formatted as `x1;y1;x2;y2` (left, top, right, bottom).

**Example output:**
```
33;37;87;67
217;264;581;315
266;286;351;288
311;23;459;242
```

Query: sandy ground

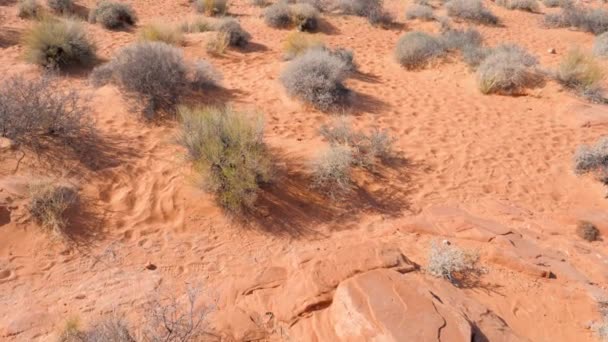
2;0;608;340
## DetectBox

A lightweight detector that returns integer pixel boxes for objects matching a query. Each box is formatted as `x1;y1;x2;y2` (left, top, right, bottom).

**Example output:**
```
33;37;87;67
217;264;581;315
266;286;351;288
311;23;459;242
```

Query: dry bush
251;0;267;7
406;4;435;21
280;48;351;110
47;0;72;13
213;17;250;46
205;31;229;55
90;42;188;119
476;44;540;94
311;145;353;198
58;315;134;342
190;60;222;89
29;181;78;236
594;32;608;57
577;220;600;242
180;17;212;33
0;75;92;151
89;1;137;29
446;0;498;25
290;3;319;31
264;3;291;28
331;47;356;71
542;0;570;8
177;106;271;212
139;22;184;45
556;49;605;101
496;0;538;12
18;0;42;18
282;31;324;59
440;27;485;67
544;6;608;34
427;241;479;285
338;0;393;26
58;317;84;342
573;137;608;176
23;18;96;69
395;31;446;70
195;0;228;15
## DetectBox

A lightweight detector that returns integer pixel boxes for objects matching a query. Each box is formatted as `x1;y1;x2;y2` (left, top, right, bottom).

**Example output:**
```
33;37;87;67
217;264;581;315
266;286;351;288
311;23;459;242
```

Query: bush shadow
0;27;21;48
346;90;390;115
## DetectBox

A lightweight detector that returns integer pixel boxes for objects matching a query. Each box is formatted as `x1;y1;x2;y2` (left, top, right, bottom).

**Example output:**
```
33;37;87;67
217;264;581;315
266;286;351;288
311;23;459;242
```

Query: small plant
556;49;605;101
214;17;250;46
440;27;486;67
445;0;498;25
476;44;540;94
23;18;96;69
338;0;392;26
280;49;351;110
206;31;229;55
406;4;435;21
544;6;608;35
29;181;78;236
395;31;446;70
139;22;184;45
311;145;354;198
542;0;570;8
264;3;292;28
496;0;539;12
573;137;608;177
58;317;84;342
427;241;479;286
251;0;267;7
180;17;212;33
47;0;73;14
195;0;228;16
177;106;271;212
290;3;319;31
282;31;324;59
18;0;42;19
577;220;600;241
190;60;222;89
89;1;137;29
594;32;608;57
90;42;188;119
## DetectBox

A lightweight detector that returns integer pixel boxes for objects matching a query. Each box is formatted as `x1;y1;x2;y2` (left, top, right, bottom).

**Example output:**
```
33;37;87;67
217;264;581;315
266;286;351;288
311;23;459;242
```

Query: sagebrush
139;22;184;45
214;17;250;46
427;241;479;286
446;0;498;25
29;181;78;236
89;1;137;29
395;31;446;69
476;44;540;94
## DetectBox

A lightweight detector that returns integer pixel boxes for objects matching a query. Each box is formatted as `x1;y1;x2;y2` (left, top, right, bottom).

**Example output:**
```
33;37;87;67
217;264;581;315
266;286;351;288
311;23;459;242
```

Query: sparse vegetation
214;17;250;46
89;1;137;29
264;3;319;31
23;18;96;69
206;31;230;55
180;16;212;33
177;106;271;212
139;22;184;45
573;136;608;178
556;49;605;102
280;48;351;110
58;315;135;342
195;0;228;15
18;0;42;19
282;31;324;59
338;0;393;26
311;145;354;198
577;220;600;241
496;0;539;12
427;241;479;286
445;0;498;25
47;0;73;14
594;32;608;57
190;60;222;89
542;0;570;8
544;6;608;35
264;2;291;28
395;31;446;70
440;27;486;67
29;181;78;236
476;44;540;94
406;4;435;21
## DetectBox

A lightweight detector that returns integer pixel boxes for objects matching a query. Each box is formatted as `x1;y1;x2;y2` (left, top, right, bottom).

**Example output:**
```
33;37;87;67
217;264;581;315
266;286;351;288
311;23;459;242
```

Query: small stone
0;138;13;151
145;262;157;270
442;239;451;246
548;48;556;54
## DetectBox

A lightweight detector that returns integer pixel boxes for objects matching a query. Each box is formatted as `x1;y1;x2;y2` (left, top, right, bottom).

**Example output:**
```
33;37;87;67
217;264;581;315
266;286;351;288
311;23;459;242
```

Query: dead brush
29;181;78;237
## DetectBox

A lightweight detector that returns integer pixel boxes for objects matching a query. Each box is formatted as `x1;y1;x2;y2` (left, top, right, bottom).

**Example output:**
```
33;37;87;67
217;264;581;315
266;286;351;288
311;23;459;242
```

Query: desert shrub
0;75;92;151
251;0;267;7
496;0;538;12
573;137;608;176
594;32;608;57
195;0;228;15
23;18;95;69
545;6;608;34
446;0;498;25
311;145;353;197
542;0;570;8
395;31;446;70
427;241;479;285
556;49;604;99
139;22;184;45
476;44;540;94
29;181;78;236
214;17;250;46
190;60;222;89
206;31;229;55
440;27;488;67
290;3;319;31
406;4;435;21
331;47;356;71
282;31;324;59
177;106;271;212
280;49;351;110
58;317;84;342
91;42;188;118
180;17;212;33
338;0;392;26
577;220;600;241
264;3;291;28
18;0;42;18
89;1;137;29
47;0;72;13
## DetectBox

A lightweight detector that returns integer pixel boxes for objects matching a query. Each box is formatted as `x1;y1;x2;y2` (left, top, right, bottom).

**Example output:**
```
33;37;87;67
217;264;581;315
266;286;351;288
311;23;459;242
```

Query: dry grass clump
18;0;42;18
427;241;479;286
395;31;446;70
282;31;324;59
177;106;271;212
190;60;222;88
594;32;608;57
544;6;608;35
446;0;498;25
406;4;435;21
29;181;78;236
180;17;212;33
573;137;608;178
556;49;605;102
311;145;354;198
58;315;134;342
264;3;320;31
23;18;95;69
496;0;539;12
213;17;250;46
0;75;92;151
440;27;486;67
195;0;228;15
206;31;230;55
139;22;184;45
577;220;600;242
89;1;137;29
338;0;393;26
280;48;352;110
47;0;73;14
476;44;540;94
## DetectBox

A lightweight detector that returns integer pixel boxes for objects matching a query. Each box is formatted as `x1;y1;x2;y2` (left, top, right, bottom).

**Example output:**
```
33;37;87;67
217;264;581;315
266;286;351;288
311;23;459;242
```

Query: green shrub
446;0;498;25
214;17;250;46
395;31;446;69
476;44;540;94
23;18;96;69
177;106;272;212
89;1;137;29
139;22;184;45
